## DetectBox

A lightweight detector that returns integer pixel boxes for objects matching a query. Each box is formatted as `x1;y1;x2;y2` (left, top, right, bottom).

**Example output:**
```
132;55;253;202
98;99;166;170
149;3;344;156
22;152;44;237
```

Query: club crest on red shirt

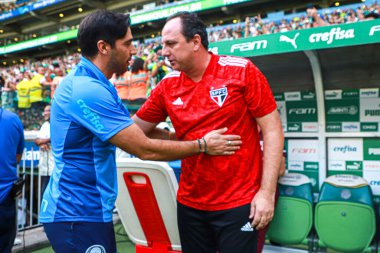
210;87;228;107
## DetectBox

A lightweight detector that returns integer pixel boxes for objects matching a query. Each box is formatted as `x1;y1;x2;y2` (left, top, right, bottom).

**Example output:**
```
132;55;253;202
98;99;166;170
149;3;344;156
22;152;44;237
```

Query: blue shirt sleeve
68;76;134;142
15;116;25;155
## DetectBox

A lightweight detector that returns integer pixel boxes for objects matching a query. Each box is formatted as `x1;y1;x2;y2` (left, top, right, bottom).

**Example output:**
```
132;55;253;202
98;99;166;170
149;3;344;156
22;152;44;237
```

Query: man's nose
131;45;137;55
162;45;169;56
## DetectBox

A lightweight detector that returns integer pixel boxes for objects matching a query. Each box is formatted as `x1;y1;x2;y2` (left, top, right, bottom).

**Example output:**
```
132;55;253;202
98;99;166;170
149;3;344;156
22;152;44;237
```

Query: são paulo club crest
210;87;228;107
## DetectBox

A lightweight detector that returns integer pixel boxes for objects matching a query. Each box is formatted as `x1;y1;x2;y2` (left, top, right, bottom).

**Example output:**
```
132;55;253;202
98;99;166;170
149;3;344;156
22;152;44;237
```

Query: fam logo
230;40;267;53
284;92;301;101
210;87;228;107
327;124;341;130
279;33;299;49
370;25;380;36
85;245;105;253
291;148;316;154
327;106;358;115
289;108;316;115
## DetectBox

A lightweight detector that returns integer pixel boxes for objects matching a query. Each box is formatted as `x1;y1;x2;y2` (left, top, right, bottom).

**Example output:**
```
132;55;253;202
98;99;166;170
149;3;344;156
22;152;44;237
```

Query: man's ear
193;34;202;51
97;40;110;55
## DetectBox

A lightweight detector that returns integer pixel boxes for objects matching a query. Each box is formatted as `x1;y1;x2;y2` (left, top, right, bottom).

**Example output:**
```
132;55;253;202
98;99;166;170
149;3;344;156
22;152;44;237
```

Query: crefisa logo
333;145;357;153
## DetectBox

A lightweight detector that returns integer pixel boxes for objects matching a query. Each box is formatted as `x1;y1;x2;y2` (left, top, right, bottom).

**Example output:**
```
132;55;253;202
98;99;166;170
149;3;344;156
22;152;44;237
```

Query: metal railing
17;146;44;231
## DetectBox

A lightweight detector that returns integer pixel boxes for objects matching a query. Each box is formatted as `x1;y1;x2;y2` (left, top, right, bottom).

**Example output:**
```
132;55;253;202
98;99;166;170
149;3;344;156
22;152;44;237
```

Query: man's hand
249;190;275;230
40;144;50;151
203;127;241;155
306;7;318;18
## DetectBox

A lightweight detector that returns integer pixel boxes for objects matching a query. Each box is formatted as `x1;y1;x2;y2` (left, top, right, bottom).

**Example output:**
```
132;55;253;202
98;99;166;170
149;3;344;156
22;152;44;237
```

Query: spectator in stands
0;74;4;104
134;11;283;253
151;45;170;83
29;69;44;105
39;10;241;253
306;5;329;26
1;71;17;111
16;71;31;109
50;65;65;99
357;5;380;20
127;57;149;104
34;105;53;195
0;107;24;253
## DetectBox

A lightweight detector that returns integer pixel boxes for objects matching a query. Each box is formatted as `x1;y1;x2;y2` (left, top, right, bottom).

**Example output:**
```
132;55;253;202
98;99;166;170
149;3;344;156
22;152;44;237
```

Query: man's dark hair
166;11;209;50
77;10;131;58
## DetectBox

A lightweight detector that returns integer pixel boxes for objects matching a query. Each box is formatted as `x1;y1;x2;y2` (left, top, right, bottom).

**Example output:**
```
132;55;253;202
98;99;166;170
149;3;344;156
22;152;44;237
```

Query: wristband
197;139;203;153
202;137;207;153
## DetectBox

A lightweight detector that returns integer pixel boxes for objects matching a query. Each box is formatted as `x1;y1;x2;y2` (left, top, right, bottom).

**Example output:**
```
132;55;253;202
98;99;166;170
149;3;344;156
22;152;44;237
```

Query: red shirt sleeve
136;82;168;123
243;61;277;118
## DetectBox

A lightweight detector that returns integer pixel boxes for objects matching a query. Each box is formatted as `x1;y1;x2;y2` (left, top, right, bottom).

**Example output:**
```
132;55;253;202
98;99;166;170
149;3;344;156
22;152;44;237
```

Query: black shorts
177;202;258;253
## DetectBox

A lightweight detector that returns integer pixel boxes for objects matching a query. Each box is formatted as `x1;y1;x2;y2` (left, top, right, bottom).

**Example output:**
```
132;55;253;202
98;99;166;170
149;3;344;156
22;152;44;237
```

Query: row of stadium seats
115;159;380;253
268;173;378;253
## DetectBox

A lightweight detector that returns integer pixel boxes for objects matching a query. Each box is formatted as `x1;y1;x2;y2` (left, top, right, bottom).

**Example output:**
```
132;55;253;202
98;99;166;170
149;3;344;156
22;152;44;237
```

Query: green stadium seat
315;174;376;253
267;173;313;245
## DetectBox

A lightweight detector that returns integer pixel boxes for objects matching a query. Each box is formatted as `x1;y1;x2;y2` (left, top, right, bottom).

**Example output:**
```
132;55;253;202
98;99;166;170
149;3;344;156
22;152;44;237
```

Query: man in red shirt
134;11;284;253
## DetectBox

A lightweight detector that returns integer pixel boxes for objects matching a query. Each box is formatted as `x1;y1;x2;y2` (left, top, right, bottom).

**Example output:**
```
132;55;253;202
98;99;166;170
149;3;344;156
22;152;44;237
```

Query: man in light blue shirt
40;10;241;253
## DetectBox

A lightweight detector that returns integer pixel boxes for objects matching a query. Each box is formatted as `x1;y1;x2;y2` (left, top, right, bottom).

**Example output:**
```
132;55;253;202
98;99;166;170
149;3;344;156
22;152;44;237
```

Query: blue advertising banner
0;0;65;22
20;140;40;168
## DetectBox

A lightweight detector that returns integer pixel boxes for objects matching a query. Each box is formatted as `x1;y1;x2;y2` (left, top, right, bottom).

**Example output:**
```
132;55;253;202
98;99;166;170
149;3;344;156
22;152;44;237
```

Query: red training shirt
137;53;277;211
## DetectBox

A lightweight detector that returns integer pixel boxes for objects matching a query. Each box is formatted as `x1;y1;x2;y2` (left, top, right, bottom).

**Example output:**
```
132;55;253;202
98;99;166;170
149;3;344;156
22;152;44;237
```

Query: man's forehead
126;27;133;39
162;20;183;41
163;18;182;34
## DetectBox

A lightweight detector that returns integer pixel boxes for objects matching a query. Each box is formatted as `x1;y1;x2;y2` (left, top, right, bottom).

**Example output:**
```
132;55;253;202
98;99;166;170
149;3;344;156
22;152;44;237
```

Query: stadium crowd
0;2;379;130
0;0;36;14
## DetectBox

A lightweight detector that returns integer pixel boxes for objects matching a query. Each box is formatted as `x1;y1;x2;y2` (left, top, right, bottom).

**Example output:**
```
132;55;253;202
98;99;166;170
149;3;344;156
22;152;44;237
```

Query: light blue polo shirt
40;57;133;223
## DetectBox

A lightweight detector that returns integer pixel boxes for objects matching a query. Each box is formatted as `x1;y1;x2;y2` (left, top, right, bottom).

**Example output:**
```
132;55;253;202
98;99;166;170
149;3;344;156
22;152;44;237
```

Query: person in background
134;11;284;253
0;108;25;253
50;66;65;99
306;5;330;27
39;10;241;253
112;70;131;107
127;57;149;104
151;45;170;83
35;105;53;195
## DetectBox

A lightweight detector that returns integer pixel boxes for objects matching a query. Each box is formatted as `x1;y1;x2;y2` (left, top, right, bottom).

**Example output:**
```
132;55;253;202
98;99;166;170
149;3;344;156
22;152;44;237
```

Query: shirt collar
78;56;112;86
